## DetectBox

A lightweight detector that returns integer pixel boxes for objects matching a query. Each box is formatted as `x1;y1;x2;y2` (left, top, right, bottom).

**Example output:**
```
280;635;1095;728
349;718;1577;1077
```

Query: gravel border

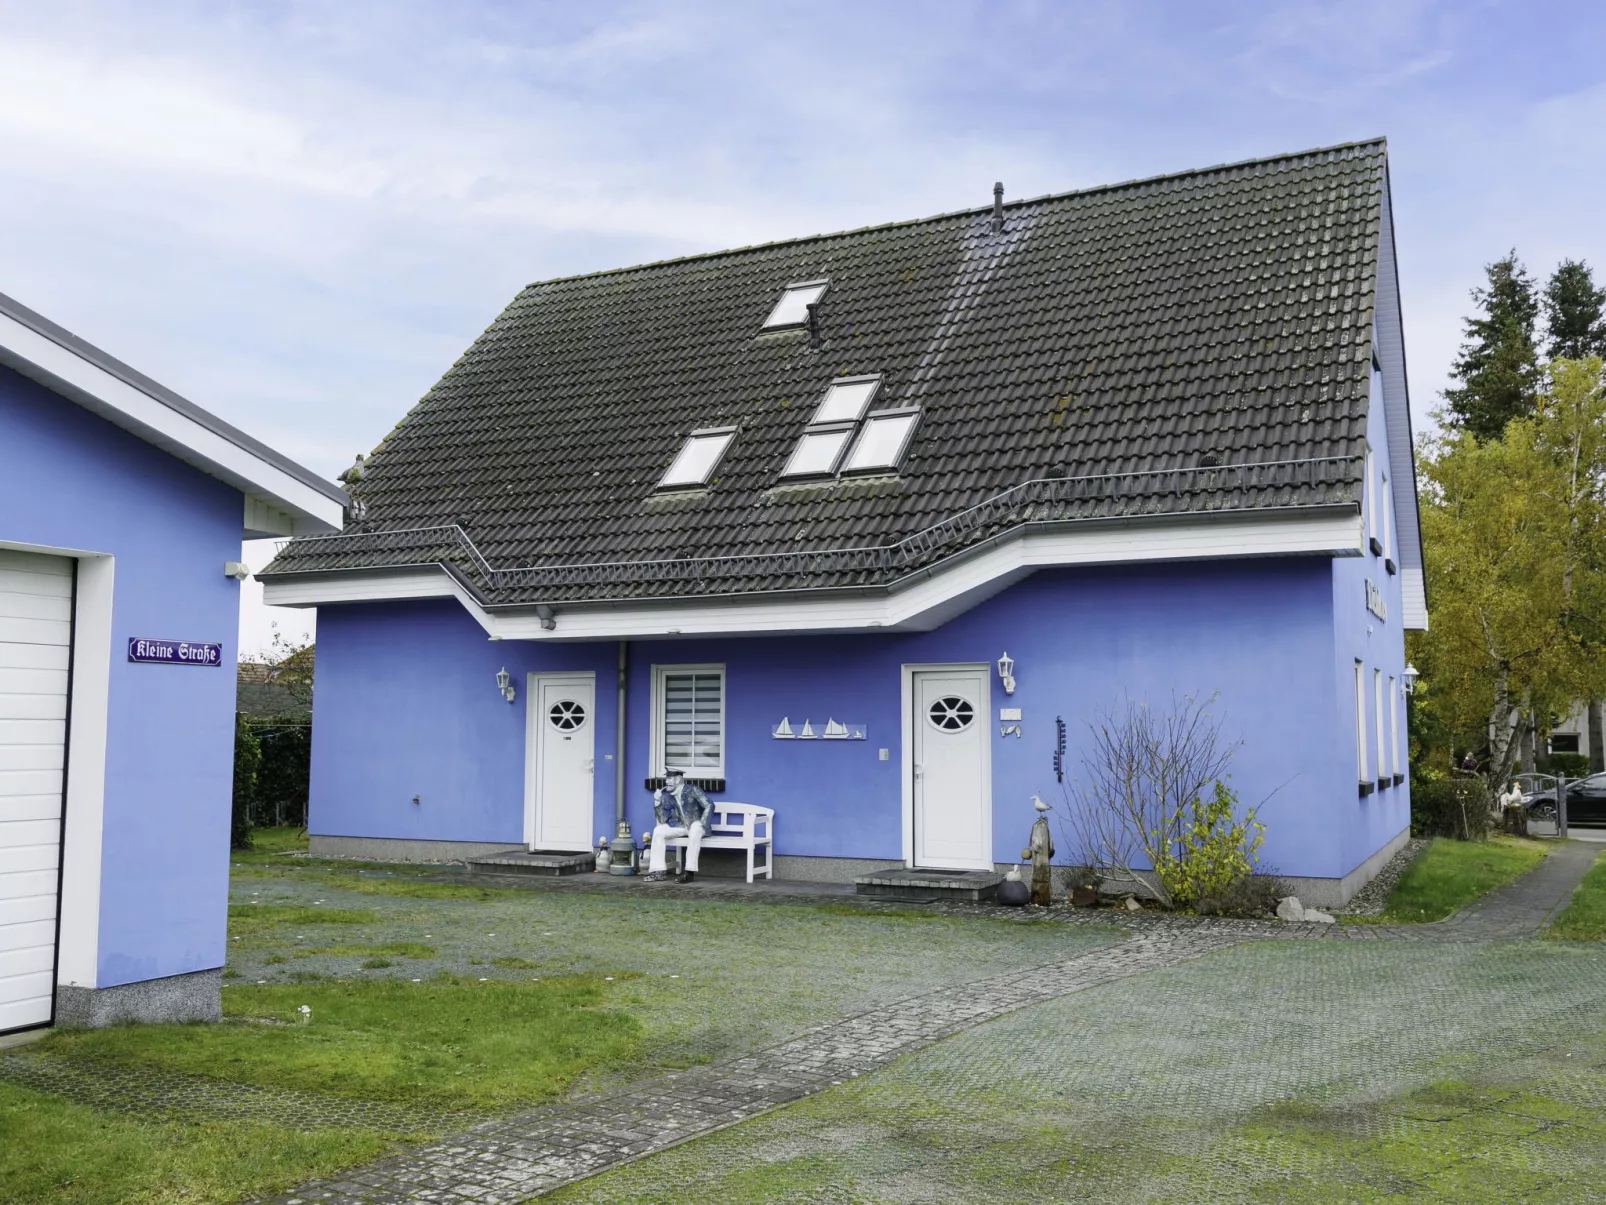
1337;837;1428;916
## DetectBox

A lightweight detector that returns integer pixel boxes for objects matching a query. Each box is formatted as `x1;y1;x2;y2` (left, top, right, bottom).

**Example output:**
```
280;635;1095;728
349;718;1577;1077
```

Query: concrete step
853;866;1004;903
466;850;596;877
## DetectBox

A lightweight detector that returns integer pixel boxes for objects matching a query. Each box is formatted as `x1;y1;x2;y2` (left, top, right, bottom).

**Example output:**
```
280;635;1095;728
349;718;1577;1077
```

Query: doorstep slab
854;867;1005;903
466;850;596;877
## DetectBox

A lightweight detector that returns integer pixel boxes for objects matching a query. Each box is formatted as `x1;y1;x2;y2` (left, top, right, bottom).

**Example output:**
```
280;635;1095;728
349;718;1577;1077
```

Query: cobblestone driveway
257;841;1605;1204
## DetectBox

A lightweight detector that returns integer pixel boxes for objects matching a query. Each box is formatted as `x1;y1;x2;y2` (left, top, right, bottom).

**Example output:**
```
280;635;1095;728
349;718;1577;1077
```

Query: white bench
665;802;774;883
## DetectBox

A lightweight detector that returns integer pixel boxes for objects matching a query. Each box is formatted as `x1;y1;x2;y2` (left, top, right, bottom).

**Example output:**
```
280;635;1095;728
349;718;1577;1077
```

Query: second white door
911;665;991;870
526;673;595;852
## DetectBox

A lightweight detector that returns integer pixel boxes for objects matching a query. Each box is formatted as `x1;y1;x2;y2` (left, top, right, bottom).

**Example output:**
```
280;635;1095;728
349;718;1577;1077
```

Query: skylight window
763;280;829;329
841;410;919;474
812;376;881;424
659;427;736;489
782;425;855;478
780;373;917;481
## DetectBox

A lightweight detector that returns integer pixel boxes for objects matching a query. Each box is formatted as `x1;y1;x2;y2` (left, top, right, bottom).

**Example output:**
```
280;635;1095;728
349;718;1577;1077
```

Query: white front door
910;665;991;870
526;673;595;852
0;550;73;1033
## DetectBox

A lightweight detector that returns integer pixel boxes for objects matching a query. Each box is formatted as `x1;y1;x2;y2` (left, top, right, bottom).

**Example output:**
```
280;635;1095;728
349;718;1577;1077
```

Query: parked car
1523;772;1606;825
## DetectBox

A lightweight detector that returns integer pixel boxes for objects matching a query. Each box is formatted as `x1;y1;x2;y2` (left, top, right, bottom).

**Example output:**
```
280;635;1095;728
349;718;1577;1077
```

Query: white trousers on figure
649;821;704;873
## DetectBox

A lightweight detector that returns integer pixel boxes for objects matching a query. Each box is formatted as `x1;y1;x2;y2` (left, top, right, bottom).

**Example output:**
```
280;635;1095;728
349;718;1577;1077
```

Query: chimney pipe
992;182;1004;233
806;301;823;349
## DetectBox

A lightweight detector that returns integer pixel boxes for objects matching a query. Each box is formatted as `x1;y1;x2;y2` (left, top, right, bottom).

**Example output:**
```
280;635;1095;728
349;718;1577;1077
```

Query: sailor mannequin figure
644;769;712;883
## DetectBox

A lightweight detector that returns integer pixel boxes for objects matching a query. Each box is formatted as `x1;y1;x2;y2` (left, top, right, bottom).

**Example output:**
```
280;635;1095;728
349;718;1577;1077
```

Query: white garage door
0;550;72;1032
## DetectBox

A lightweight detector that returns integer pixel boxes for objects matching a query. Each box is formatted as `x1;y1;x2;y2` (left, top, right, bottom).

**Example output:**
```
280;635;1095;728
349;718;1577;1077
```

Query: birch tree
1413;358;1606;786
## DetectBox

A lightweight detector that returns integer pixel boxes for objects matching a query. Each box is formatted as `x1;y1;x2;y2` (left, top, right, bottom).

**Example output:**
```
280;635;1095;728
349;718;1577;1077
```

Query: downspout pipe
615;640;628;828
609;640;636;873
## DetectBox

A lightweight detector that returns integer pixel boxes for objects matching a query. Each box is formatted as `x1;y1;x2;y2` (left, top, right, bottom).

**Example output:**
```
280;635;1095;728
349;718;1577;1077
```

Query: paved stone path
1449;837;1600;939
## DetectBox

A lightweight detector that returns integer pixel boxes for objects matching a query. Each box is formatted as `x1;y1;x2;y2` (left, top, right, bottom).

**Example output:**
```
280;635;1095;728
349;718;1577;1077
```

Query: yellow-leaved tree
1412;357;1606;787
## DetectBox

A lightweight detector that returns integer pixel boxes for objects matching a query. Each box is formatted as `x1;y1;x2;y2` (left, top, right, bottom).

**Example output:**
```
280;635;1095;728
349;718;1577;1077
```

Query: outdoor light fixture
1402;663;1420;696
996;651;1016;696
496;666;516;704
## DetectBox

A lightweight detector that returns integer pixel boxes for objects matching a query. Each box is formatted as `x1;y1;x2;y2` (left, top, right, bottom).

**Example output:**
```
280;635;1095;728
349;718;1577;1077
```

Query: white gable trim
1373;169;1427;630
0;295;345;536
264;507;1363;640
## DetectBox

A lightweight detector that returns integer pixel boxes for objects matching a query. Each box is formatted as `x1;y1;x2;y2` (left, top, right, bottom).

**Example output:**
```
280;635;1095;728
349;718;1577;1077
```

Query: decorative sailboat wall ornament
772;718;866;739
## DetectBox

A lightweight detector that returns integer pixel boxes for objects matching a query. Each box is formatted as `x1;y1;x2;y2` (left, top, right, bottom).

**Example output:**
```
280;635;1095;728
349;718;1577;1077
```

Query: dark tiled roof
264;140;1385;603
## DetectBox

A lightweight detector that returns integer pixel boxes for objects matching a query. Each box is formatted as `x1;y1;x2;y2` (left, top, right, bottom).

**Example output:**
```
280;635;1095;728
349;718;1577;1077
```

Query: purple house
0;293;345;1032
263;140;1424;905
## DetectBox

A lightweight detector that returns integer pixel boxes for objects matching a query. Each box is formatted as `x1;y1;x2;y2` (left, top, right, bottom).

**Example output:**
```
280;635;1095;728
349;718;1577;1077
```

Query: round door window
927;695;975;731
549;700;586;731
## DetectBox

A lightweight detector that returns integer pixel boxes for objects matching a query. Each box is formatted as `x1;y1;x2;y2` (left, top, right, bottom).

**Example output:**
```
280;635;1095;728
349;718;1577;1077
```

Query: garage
0;549;71;1033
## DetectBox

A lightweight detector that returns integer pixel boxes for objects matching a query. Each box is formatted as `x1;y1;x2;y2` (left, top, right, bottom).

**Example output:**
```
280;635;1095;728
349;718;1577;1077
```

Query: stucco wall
310;553;1394;882
1326;358;1413;880
0;364;241;989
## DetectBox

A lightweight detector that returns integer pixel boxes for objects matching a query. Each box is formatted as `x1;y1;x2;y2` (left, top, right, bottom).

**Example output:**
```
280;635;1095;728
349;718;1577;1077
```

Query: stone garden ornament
1027;794;1055;906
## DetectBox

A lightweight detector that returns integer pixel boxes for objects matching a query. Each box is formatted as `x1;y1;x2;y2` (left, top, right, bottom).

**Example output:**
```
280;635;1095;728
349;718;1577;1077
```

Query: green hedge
232;714;311;847
1410;777;1491;840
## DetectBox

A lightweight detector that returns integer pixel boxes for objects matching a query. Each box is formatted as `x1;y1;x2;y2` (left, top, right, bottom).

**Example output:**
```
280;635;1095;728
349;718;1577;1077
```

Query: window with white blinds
651;664;725;775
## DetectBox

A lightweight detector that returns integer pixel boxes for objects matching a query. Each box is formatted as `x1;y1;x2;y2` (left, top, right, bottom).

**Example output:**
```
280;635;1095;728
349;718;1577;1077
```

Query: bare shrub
1057;693;1264;909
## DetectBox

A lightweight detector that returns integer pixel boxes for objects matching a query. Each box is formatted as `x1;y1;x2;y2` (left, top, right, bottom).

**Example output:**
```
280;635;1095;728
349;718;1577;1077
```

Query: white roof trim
264;507;1364;640
1373;171;1427;631
0;292;346;536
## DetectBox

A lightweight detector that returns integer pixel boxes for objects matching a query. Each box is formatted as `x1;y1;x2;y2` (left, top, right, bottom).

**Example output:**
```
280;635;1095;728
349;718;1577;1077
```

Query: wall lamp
1402;663;1420;696
996;651;1016;696
496;666;516;704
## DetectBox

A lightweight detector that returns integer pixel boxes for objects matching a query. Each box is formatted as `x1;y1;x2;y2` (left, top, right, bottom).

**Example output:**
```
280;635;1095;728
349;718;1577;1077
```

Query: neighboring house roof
263;139;1423;635
237;651;314;719
0;291;346;536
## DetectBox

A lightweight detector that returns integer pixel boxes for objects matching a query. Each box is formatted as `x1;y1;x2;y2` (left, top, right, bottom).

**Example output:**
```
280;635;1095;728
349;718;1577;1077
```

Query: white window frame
1382;468;1395;565
841;408;920;475
1373;668;1386;786
1355;660;1369;784
1365;444;1377;553
762;279;829;329
650;663;726;778
1389;674;1400;778
657;427;737;491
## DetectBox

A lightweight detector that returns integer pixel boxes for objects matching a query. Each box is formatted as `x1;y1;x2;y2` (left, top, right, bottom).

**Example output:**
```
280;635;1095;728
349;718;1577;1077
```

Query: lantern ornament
996;651;1016;696
1402;663;1420;696
496;666;516;703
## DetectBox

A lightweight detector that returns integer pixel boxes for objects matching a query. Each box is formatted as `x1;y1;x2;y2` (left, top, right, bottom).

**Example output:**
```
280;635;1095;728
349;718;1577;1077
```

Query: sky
3;0;1604;656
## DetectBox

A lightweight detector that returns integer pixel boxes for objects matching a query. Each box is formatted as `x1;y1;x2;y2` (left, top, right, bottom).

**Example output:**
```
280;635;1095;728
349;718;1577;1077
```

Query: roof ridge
517;137;1389;290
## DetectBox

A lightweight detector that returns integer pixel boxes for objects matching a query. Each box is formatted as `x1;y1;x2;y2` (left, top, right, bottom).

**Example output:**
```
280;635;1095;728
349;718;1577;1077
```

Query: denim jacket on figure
653;782;712;831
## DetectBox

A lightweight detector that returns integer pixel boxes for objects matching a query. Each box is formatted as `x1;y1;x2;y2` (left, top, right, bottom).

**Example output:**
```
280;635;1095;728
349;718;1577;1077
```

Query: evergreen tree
1443;251;1541;440
1544;259;1606;360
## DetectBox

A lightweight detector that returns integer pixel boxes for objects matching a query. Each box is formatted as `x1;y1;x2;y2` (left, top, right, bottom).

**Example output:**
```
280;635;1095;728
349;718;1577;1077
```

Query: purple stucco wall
1324;358;1413;873
1;364;241;988
310;549;1404;883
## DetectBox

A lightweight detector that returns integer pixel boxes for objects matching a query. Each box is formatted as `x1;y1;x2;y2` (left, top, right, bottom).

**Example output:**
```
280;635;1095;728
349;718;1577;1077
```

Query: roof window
841;409;920;474
658;427;736;490
781;374;918;480
782;424;856;477
811;376;880;424
763;280;828;329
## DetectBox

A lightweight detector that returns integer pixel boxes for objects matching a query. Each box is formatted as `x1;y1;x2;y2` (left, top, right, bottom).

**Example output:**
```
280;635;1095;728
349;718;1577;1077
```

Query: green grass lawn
1548;849;1606;940
1351;835;1549;924
0;1080;396;1205
42;976;641;1111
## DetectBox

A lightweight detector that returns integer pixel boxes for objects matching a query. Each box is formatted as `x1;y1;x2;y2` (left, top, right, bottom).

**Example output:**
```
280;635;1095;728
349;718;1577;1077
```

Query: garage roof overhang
0;291;347;537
